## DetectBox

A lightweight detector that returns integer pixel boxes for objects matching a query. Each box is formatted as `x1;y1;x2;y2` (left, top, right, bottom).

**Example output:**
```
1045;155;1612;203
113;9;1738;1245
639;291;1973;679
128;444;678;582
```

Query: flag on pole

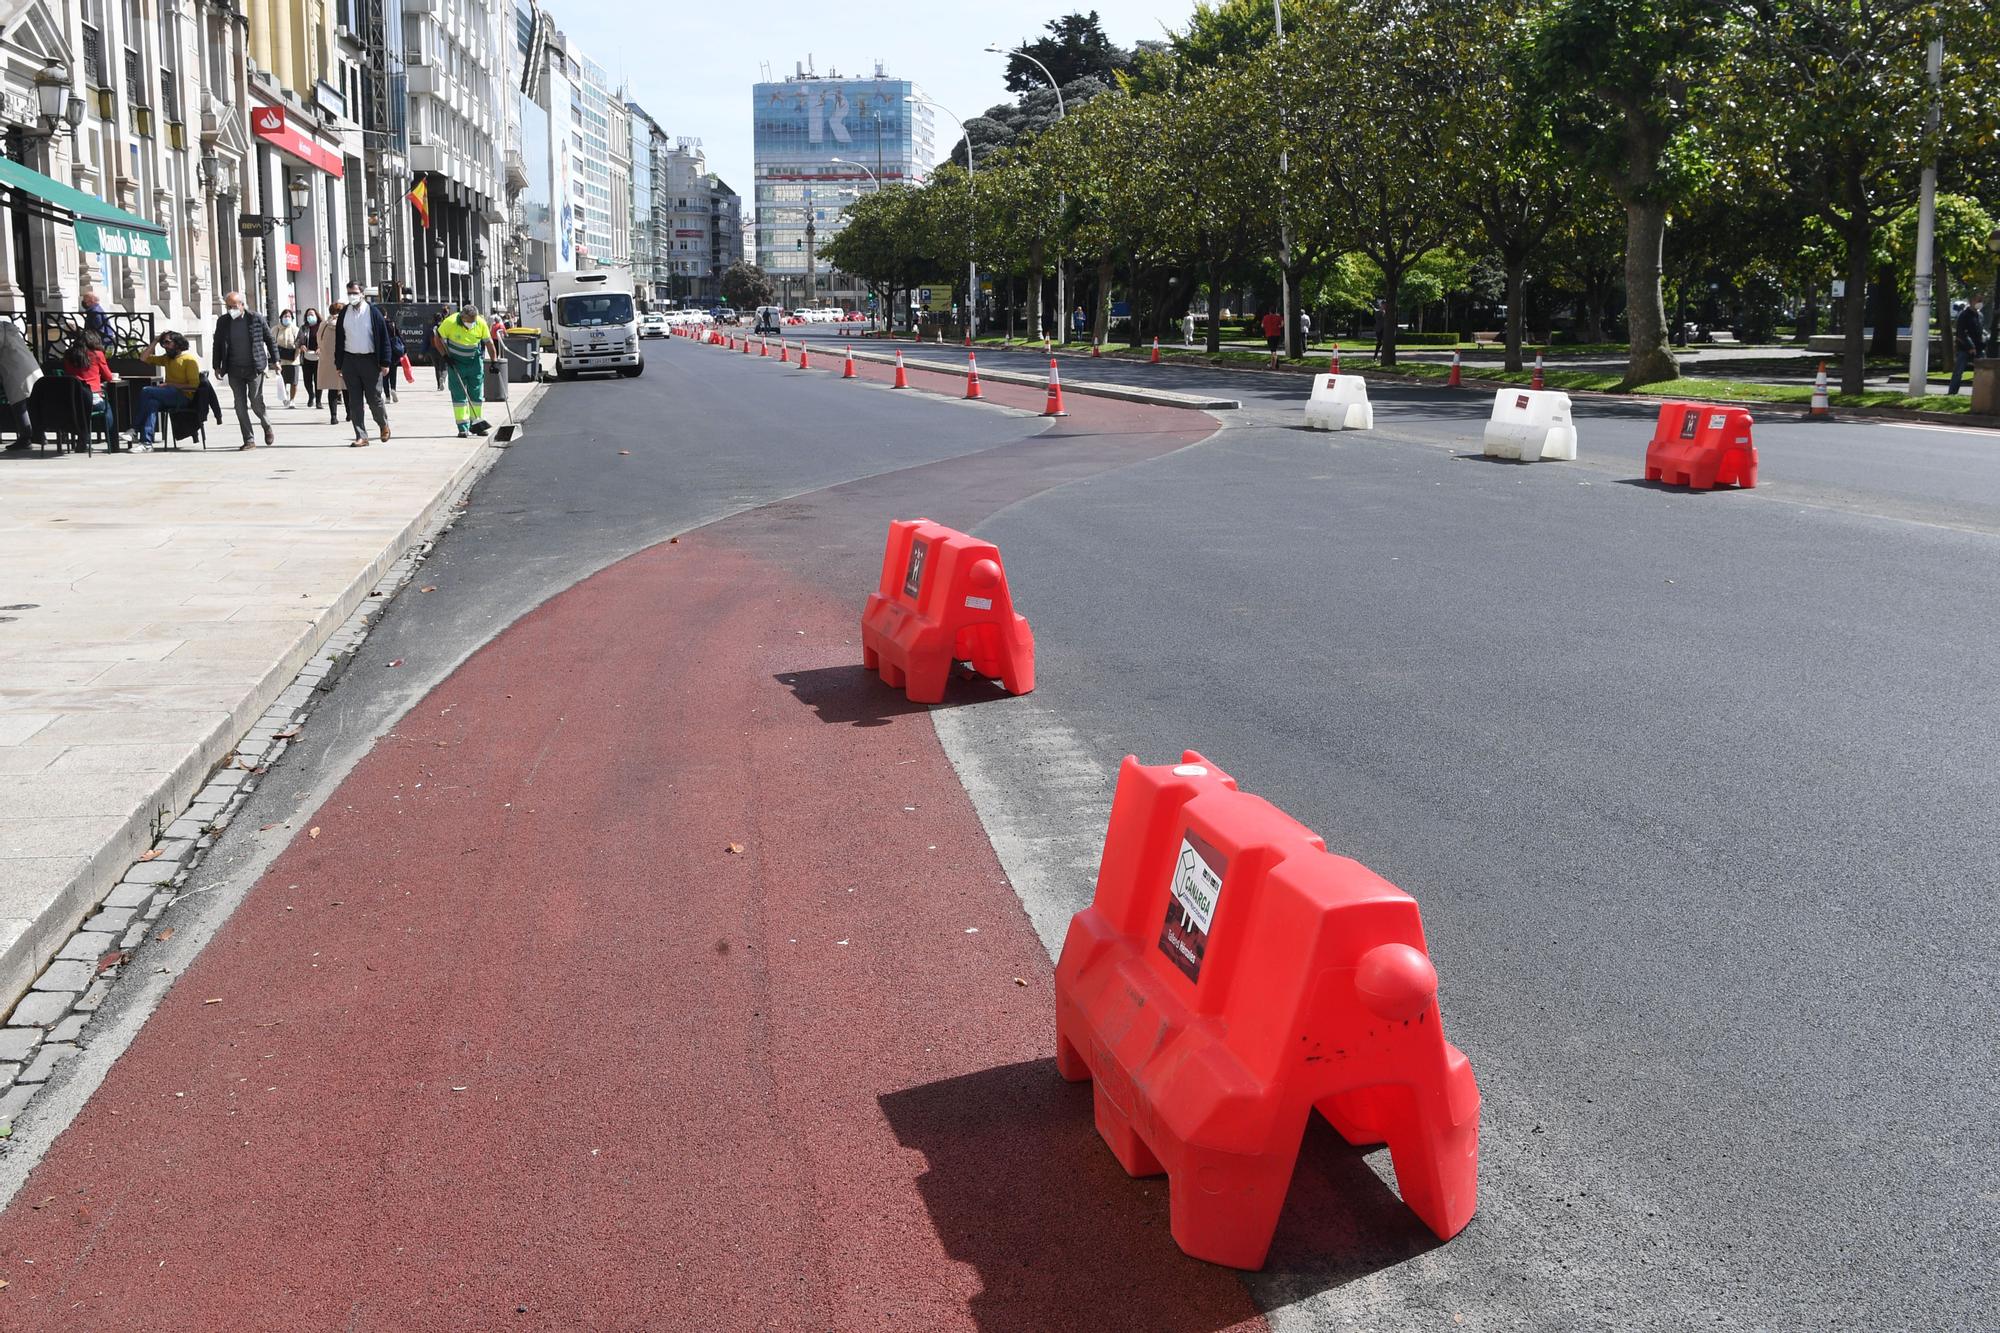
406;175;431;230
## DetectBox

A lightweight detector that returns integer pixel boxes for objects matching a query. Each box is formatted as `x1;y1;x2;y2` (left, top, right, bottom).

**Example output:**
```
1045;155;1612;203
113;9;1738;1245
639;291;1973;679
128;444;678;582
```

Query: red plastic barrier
1644;401;1758;490
859;519;1034;704
1055;752;1479;1269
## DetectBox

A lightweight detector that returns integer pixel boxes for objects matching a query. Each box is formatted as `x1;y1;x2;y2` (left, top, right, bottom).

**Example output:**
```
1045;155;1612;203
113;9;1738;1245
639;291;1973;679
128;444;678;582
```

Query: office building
752;60;931;308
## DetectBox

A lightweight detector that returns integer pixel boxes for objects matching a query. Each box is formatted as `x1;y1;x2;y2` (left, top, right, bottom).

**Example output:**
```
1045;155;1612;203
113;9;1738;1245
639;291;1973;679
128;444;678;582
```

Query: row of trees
822;1;2000;392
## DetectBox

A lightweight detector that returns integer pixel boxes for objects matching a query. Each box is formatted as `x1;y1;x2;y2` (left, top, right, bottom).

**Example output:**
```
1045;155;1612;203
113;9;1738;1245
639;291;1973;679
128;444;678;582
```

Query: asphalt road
5;332;1994;1329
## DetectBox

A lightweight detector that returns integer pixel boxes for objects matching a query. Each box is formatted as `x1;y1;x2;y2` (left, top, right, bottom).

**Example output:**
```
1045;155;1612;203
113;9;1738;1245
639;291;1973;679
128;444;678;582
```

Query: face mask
228;307;244;319
306;316;318;325
347;292;362;303
281;316;293;326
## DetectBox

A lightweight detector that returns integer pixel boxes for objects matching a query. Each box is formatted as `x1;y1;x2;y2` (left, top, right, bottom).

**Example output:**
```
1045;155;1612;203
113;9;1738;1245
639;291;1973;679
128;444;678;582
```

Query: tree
1003;11;1131;91
1458;3;1577;370
719;263;774;313
1272;0;1488;367
1531;0;1731;387
1733;1;2000;391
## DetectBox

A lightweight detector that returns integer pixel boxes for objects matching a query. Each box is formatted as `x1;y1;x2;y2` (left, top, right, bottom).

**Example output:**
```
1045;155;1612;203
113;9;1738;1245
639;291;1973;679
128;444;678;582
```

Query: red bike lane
0;383;1261;1331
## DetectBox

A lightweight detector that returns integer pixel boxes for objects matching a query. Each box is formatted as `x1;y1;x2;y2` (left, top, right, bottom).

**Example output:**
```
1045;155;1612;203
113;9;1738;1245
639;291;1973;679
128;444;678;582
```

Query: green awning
0;155;171;262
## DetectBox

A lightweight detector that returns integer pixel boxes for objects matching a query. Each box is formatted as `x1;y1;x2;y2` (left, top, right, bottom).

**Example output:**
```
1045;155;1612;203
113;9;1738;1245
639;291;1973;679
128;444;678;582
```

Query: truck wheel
556;365;575;382
619;363;643;379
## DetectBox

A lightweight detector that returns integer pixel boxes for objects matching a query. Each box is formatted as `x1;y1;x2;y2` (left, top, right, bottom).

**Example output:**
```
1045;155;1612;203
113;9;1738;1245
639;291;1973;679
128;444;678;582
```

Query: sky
541;2;1198;200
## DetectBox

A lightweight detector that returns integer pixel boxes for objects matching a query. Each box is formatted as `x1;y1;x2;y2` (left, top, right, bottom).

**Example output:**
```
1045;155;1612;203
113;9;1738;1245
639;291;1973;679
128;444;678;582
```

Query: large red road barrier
1055;752;1479;1269
860;519;1035;705
1645;402;1758;490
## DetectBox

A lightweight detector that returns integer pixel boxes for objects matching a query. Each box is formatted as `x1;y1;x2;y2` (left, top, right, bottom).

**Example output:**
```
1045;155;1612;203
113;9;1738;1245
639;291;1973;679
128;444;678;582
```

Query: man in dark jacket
332;282;394;445
1949;293;1987;395
211;291;278;449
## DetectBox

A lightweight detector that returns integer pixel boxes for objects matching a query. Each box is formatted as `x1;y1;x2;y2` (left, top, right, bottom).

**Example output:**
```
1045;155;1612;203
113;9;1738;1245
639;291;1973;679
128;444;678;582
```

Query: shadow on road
882;1058;1434;1331
772;663;1006;728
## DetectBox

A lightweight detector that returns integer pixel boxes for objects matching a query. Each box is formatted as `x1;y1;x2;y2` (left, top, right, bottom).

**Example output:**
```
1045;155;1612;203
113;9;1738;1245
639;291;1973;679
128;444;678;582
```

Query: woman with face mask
298;308;323;408
275;309;301;408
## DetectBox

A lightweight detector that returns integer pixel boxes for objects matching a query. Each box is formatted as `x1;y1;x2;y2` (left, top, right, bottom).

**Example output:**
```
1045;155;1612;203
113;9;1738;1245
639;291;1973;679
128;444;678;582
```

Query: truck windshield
558;294;633;327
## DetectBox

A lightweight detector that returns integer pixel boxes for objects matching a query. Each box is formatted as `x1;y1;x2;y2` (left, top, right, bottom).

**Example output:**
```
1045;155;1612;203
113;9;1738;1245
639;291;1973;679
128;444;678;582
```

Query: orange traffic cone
1091;336;1101;358
1042;358;1068;417
1806;361;1831;419
799;342;811;370
1531;351;1545;391
759;336;768;357
892;349;910;389
1330;347;1342;376
842;345;856;379
965;351;983;400
1447;350;1462;388
780;340;790;363
1150;336;1161;365
742;334;751;355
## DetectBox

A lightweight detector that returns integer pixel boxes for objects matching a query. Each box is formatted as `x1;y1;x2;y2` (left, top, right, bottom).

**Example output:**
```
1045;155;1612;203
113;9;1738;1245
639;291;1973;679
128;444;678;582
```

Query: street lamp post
1274;0;1297;360
986;45;1067;342
911;95;976;342
830;157;882;326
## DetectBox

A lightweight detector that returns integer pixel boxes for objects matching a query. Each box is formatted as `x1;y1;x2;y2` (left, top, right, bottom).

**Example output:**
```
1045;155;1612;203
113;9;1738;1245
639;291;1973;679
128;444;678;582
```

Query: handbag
399;354;414;383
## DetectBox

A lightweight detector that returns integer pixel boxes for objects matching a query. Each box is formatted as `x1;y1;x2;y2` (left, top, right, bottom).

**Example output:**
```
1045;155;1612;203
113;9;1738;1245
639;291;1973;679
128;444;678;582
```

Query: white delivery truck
544;268;643;380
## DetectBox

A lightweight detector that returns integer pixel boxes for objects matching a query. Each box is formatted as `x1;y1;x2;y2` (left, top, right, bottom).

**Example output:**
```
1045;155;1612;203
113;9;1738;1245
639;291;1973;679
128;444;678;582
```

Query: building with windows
399;0;508;307
625;99;660;300
572;52;610;266
752;61;931;309
0;0;273;358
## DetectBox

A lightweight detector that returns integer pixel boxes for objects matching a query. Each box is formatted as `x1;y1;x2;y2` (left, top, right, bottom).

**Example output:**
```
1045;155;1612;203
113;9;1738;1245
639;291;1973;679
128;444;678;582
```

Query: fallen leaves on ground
275;727;302;740
387;659;404;668
97;951;127;972
420;585;437;593
308;826;321;840
138;849;161;862
1013;977;1027;986
725;842;745;855
618;449;631;455
203;997;222;1005
156;927;175;943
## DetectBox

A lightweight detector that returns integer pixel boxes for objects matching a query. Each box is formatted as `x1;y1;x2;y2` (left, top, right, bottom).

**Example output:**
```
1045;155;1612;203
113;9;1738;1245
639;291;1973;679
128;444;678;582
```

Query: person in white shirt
331;283;393;445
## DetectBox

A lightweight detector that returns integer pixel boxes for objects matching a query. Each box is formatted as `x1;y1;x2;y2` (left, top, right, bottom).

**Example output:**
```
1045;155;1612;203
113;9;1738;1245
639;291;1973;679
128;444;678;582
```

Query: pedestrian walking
427;310;449;390
1261;309;1283;354
299;308;324;407
0;319;42;450
211;291;277;450
1949;293;1987;395
322;303;349;424
380;320;407;404
133;331;201;449
1300;310;1312;347
275;310;301;408
433;300;499;438
332;283;393;445
1182;311;1195;347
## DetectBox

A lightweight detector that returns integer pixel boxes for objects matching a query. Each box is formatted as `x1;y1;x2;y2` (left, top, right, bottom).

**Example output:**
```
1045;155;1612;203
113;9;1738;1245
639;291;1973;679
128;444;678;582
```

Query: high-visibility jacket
437;313;491;356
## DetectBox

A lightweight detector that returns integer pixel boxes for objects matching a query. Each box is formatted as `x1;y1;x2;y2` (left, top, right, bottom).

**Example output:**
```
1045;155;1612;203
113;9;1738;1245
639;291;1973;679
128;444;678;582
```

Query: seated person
62;333;117;441
134;331;201;448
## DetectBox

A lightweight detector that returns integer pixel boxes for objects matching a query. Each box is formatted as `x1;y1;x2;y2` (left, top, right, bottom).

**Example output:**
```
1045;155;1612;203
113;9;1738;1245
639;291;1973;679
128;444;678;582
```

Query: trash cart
502;328;541;384
1973;358;1999;416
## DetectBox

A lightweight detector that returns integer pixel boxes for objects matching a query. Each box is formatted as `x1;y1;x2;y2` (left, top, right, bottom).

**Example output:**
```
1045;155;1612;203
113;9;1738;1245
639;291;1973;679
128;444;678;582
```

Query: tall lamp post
986;44;1066;342
830;157;881;326
910;95;976;341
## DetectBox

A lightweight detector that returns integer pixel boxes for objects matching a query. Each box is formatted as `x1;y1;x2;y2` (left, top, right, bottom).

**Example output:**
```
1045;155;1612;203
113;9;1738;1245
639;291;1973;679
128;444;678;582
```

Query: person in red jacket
1261;309;1282;353
61;333;117;446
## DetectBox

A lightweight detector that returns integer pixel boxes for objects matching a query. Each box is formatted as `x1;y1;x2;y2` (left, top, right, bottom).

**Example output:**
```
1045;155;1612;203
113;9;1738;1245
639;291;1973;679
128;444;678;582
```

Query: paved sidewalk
0;368;535;1009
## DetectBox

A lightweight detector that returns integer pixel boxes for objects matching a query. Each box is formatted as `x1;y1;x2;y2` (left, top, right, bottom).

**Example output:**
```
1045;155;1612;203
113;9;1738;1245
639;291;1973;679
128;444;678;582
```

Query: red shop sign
250;103;344;178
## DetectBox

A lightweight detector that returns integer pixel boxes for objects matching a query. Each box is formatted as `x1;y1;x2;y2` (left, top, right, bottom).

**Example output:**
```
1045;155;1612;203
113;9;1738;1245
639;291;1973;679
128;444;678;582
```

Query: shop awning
0;155;172;261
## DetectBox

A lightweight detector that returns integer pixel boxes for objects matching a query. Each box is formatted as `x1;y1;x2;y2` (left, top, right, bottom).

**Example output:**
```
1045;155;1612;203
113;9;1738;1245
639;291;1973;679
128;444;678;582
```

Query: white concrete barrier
1482;389;1577;461
1303;373;1374;431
